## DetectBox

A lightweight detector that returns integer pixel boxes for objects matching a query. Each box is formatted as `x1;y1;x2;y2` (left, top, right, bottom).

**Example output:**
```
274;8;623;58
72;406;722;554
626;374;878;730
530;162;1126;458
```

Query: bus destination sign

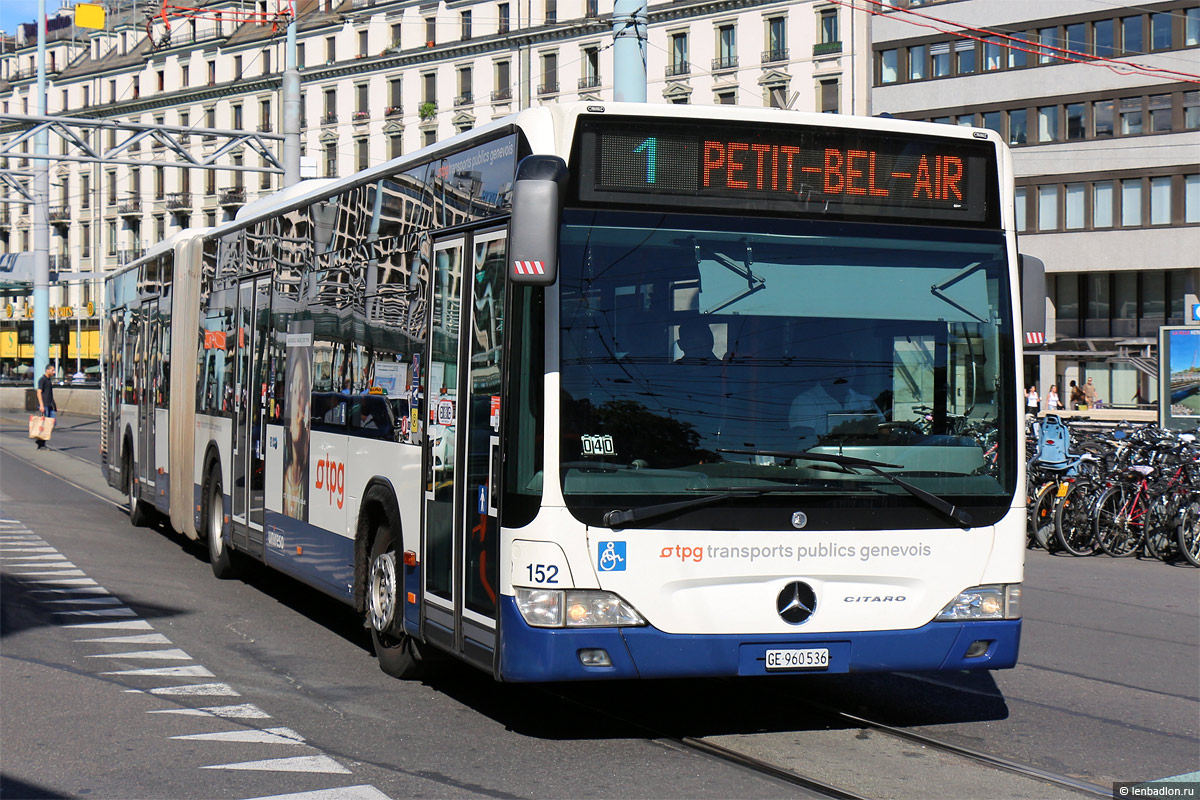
577;118;997;226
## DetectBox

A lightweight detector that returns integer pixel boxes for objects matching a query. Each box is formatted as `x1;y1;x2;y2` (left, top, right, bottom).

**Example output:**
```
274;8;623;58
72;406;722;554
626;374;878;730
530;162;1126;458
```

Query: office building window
1094;100;1114;137
1151;12;1171;50
1187;8;1200;46
766;17;786;62
1065;23;1086;56
1150;177;1171;225
1121;16;1142;55
1120;97;1142;135
1185;175;1200;224
955;41;975;74
545;0;555;24
1037;106;1058;142
1065;183;1085;229
1149;94;1171;133
1038;27;1059;64
717;24;736;69
1094;19;1115;57
820;79;838;113
670;32;689;75
981;110;1001;136
931;42;950;77
908;44;926;80
819;8;837;44
1008;109;1027;145
498;4;509;34
1066;103;1085;140
1008;33;1029;68
1093;181;1114;228
1121;179;1142;226
1014;187;1027;232
1038;186;1057;231
461;11;472;40
879;49;898;84
1185;91;1199;130
983;37;1003;71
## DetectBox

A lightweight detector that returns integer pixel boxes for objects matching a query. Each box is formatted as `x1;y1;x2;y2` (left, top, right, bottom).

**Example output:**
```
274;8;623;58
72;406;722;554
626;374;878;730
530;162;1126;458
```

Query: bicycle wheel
1094;484;1147;557
1054;480;1099;556
1177;497;1200;567
1143;496;1177;562
1029;481;1059;550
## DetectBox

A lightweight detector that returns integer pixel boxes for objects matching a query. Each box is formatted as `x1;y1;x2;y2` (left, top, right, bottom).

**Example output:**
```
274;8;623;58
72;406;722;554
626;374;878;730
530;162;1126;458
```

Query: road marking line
132;682;240;697
80;633;173;644
54;607;138;617
0;547;59;553
172;727;305;745
9;568;86;576
201;755;351;774
47;597;125;606
86;648;193;660
63;619;154;630
5;555;70;561
102;665;216;677
242;786;393;800
150;703;270;719
31;586;112;595
21;577;99;586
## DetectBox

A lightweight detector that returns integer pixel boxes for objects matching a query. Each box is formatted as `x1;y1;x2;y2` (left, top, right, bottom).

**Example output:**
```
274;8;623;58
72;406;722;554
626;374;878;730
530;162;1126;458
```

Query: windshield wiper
602;485;807;528
717;448;974;528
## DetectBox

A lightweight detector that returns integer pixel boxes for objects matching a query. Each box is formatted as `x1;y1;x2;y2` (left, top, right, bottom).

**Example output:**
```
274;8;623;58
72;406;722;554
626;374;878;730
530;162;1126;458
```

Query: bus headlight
515;588;646;628
935;584;1021;621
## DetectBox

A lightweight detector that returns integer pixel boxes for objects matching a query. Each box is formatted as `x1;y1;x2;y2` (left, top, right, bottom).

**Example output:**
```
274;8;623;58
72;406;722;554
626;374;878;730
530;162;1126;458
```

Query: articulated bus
102;102;1044;682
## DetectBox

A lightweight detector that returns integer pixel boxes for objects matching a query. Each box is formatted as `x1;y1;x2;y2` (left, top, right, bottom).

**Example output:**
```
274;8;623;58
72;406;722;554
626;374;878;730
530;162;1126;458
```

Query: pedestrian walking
1046;384;1062;411
1026;385;1040;413
35;364;57;450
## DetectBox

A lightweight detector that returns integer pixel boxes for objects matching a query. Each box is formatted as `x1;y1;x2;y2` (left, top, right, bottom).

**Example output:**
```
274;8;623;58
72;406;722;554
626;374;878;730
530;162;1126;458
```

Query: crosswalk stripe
242;784;393;800
47;597;124;606
1;554;66;561
21;577;98;586
63;619;153;630
172;727;304;745
149;703;270;719
11;568;85;576
86;648;192;661
54;607;138;617
80;633;173;644
134;682;239;697
201;755;350;774
101;665;215;677
31;586;111;595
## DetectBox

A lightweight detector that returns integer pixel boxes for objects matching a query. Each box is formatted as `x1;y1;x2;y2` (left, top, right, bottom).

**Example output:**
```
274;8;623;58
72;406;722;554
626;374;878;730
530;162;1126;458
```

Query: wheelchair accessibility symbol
598;541;626;572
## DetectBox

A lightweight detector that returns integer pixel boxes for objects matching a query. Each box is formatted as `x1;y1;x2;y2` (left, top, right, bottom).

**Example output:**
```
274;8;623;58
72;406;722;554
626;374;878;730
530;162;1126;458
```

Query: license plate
765;648;830;671
1057;482;1070;497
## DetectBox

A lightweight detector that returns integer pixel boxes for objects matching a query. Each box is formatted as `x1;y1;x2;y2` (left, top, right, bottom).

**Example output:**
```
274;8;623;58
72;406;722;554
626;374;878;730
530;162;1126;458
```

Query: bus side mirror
1018;254;1045;345
509;155;568;286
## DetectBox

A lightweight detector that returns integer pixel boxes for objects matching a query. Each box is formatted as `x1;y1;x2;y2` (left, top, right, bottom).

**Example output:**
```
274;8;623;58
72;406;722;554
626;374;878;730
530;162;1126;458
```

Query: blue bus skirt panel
497;597;1020;682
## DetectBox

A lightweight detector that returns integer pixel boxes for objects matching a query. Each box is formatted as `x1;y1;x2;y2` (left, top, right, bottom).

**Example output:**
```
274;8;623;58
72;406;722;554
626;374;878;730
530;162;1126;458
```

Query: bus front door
423;230;506;672
230;275;271;557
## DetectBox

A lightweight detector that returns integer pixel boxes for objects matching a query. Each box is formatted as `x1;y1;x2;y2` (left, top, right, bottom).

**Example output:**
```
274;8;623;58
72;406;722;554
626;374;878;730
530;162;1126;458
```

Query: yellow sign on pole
74;3;106;30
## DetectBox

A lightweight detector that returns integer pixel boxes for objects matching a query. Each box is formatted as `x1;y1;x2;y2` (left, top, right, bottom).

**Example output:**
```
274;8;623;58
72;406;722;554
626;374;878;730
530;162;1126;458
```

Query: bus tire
367;516;427;679
125;448;150;528
204;468;241;580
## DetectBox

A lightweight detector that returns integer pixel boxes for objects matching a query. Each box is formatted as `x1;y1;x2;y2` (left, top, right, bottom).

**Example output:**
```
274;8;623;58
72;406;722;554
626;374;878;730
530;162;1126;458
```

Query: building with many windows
0;0;871;375
872;0;1200;409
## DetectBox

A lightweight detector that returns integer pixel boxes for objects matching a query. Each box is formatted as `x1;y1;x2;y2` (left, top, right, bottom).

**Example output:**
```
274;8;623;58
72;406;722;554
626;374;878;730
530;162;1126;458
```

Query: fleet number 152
525;564;559;584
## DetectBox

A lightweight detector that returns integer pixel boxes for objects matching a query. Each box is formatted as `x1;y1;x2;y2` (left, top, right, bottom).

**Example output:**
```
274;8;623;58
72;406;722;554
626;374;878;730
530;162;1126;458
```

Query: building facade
0;0;871;375
872;0;1200;409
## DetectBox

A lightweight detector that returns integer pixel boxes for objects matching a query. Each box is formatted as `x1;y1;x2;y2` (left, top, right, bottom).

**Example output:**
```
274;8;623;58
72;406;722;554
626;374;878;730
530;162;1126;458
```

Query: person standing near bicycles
1046;384;1062;411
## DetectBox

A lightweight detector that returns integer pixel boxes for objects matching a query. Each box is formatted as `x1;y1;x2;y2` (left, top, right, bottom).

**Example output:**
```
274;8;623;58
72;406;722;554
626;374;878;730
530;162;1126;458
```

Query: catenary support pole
282;15;300;186
33;0;50;380
612;0;647;102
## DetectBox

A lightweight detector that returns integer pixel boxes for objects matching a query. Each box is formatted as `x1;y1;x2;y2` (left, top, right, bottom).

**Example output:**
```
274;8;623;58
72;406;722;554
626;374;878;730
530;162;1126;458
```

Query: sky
1;1;61;36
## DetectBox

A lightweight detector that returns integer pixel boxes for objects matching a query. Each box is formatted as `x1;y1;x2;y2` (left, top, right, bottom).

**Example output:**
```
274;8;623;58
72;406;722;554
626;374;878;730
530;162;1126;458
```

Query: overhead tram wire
830;0;1200;85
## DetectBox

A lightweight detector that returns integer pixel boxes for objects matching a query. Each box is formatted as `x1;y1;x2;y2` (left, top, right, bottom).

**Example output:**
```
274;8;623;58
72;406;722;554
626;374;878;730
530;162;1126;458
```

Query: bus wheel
204;470;241;580
368;520;427;679
126;451;150;528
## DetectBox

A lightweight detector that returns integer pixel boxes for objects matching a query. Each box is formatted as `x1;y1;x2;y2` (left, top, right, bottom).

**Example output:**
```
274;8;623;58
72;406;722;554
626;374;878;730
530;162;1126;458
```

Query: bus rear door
423;229;506;672
230;274;272;558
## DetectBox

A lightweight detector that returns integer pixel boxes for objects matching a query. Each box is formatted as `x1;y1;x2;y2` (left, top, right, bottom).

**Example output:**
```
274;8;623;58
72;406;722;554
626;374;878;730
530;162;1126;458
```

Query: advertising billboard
1159;326;1200;430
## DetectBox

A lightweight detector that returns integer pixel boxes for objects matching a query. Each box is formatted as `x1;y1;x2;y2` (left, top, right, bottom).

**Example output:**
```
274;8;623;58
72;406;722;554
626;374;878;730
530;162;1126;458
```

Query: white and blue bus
102;102;1043;681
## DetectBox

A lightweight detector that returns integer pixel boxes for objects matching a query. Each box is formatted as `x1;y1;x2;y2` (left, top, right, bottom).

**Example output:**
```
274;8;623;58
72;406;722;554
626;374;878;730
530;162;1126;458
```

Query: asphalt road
1;414;1197;800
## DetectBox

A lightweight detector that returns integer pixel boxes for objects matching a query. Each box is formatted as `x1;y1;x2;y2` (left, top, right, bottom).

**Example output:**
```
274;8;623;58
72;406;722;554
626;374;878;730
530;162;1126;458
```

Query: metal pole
612;0;647;103
33;0;51;381
282;15;300;186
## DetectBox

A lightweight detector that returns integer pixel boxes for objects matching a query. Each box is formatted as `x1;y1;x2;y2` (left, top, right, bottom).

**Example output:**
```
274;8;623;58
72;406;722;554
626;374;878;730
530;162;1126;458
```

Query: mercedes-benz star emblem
777;581;817;625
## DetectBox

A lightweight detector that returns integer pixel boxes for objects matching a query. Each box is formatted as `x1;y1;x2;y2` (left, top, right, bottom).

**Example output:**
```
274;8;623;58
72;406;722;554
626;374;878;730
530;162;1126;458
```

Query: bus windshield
557;209;1015;530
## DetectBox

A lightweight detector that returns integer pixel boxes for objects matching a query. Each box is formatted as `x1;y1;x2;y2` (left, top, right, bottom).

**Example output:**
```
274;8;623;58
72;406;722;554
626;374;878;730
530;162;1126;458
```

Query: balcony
761;48;789;64
537;82;559;96
322;112;338;126
219;187;246;207
665;62;690;78
353;110;370;124
385;105;403;118
48;206;70;224
118;196;142;218
711;56;738;72
578;75;601;90
454;92;473;107
166;192;191;210
813;41;842;57
491;88;512;102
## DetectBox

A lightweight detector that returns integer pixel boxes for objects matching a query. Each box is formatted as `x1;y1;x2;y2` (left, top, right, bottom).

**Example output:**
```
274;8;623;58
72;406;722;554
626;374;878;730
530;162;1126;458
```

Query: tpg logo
315;456;345;509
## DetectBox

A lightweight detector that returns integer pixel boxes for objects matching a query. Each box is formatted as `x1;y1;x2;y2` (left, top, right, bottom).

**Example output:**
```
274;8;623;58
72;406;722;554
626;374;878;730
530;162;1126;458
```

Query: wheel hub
369;551;398;632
